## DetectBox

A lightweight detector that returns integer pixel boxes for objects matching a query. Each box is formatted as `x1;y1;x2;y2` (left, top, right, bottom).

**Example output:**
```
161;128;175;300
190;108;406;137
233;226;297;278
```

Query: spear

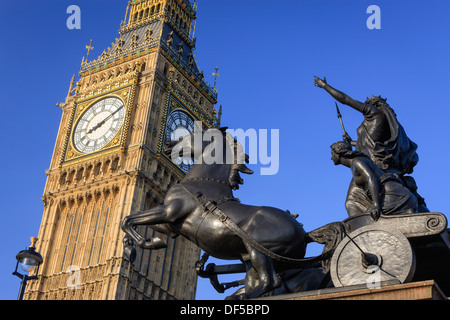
335;102;348;137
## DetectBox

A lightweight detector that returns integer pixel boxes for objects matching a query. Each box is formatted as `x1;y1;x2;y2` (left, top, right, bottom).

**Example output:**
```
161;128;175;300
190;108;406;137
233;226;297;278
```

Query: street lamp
13;237;43;300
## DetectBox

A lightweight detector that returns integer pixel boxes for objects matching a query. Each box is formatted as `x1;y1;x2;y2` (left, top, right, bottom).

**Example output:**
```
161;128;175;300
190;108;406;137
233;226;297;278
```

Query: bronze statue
118;80;449;299
314;76;428;216
121;127;343;299
315;78;448;295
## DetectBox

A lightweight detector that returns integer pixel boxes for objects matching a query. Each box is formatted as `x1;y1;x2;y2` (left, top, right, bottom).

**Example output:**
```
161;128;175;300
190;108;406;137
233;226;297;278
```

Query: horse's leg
151;223;179;239
240;242;281;299
121;206;169;250
227;261;258;300
121;199;188;250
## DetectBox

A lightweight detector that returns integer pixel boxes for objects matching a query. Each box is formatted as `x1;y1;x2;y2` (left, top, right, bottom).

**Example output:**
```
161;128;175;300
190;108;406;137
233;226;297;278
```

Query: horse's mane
224;132;254;190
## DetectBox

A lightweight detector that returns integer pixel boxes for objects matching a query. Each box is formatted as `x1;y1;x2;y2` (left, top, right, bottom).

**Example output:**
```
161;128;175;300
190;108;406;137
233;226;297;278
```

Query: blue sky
0;0;449;300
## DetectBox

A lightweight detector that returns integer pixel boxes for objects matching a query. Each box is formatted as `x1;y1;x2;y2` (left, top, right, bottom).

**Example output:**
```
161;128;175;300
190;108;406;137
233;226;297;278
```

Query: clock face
73;97;126;154
165;110;195;173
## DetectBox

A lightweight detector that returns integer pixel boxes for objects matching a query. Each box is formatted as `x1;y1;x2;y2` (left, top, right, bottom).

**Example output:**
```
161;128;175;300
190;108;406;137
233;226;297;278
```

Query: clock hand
88;106;124;134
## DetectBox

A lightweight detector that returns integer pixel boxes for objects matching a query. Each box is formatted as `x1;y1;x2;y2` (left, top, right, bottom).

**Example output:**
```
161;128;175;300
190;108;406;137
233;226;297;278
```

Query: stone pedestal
261;280;448;300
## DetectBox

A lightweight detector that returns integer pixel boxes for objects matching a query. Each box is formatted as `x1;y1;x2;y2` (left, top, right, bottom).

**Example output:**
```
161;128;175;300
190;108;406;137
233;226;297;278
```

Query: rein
178;183;331;267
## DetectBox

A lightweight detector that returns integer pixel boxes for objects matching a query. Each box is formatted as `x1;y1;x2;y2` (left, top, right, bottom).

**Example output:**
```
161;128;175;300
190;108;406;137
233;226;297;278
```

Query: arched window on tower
111;158;120;172
76;167;84;181
60;172;67;186
102;160;111;175
67;170;75;184
87;198;111;266
59;209;84;272
94;163;101;177
85;165;93;180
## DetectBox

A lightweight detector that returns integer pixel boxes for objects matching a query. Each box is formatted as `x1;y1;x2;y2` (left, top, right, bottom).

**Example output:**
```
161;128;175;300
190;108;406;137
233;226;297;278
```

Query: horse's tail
306;222;348;248
304;222;349;271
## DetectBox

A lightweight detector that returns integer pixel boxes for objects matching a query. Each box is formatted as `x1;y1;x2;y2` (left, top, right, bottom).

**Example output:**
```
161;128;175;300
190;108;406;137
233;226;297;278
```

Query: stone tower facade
27;0;219;300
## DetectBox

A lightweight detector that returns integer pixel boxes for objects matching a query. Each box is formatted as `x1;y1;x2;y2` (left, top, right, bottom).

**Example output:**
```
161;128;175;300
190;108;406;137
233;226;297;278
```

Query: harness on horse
179;183;332;267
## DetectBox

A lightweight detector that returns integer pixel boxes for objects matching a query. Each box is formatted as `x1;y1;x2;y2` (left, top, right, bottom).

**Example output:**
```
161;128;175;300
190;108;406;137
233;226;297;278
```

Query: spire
82;1;199;72
67;74;75;97
78;0;216;104
121;0;197;40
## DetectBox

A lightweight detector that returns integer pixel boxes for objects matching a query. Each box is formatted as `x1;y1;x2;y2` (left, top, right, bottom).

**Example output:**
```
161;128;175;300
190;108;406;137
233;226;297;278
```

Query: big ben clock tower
27;0;219;300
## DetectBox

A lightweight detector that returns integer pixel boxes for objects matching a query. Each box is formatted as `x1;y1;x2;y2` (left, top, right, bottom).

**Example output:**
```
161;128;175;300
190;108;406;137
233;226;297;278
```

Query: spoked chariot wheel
330;225;416;287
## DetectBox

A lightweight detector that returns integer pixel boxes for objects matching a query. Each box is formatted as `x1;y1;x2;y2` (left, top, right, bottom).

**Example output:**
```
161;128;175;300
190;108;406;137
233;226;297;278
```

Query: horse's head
164;125;229;158
164;125;254;189
164;126;210;159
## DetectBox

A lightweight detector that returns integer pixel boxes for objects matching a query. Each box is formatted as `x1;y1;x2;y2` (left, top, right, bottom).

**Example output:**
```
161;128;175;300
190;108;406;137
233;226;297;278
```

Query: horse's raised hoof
142;237;167;250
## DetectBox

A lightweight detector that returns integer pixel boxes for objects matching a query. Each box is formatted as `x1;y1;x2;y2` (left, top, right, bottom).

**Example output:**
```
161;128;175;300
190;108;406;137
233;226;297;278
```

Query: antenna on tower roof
191;20;197;39
189;2;198;40
213;67;220;94
123;3;130;25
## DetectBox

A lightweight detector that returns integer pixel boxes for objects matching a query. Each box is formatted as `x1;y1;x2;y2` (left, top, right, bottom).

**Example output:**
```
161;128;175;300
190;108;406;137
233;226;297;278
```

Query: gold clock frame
156;93;207;176
156;68;216;176
60;82;137;167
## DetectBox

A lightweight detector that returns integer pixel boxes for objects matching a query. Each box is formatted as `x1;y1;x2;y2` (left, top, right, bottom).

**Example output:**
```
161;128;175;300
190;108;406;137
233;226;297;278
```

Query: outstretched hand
314;76;327;88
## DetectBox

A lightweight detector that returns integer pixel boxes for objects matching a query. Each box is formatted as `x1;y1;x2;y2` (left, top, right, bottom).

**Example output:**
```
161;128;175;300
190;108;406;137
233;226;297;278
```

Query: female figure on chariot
314;76;428;216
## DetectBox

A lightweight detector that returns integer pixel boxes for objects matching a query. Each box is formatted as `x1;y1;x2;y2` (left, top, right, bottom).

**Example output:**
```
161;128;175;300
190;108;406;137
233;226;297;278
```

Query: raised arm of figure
314;76;366;113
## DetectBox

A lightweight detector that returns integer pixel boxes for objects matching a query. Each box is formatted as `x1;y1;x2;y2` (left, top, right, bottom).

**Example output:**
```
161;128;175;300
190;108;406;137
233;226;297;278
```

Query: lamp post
12;237;43;300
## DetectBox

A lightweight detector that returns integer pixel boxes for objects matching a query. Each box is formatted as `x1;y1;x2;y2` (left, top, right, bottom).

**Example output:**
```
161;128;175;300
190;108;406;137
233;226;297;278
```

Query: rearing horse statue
121;127;341;299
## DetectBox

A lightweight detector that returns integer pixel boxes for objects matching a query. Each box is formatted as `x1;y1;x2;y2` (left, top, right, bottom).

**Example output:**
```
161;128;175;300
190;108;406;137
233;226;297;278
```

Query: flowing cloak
345;103;423;217
355;104;418;174
346;172;419;217
378;173;418;215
